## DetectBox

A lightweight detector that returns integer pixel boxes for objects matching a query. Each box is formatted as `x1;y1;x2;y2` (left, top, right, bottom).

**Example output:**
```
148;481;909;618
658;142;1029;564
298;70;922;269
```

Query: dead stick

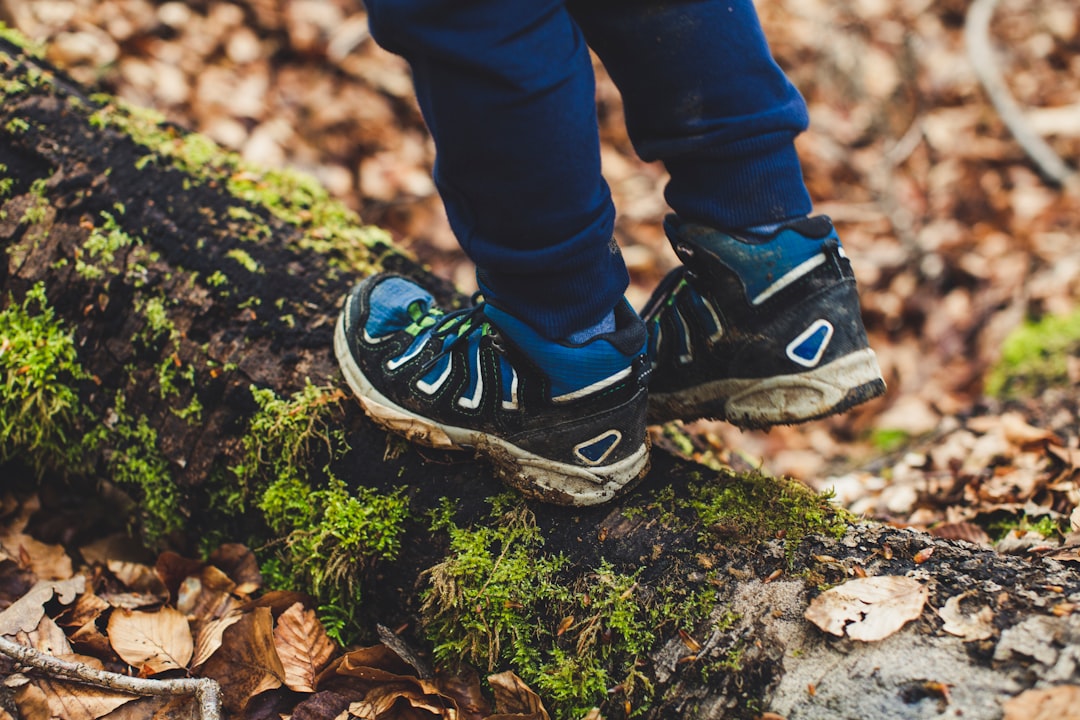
965;0;1079;191
0;636;221;720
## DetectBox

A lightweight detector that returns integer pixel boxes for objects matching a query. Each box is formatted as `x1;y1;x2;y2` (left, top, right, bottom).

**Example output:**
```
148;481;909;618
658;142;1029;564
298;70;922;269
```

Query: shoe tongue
367;277;434;335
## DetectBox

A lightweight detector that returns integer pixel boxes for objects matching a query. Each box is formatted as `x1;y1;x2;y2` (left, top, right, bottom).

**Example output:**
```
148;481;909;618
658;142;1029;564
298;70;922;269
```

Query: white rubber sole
649;348;885;429
334;313;649;506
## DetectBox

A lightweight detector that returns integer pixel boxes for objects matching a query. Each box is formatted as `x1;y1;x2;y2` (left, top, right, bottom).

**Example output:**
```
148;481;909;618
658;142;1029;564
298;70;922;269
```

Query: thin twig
965;0;1080;192
0;636;222;720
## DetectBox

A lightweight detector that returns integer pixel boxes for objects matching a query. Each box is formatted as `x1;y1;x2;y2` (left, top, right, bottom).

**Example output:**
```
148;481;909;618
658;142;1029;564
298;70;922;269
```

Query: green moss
686;469;849;563
225;247;261;274
20;178;48;225
140;296;175;343
76;211;138;281
0;164;13;199
4;117;29;134
988;511;1064;542
0;23;45;58
258;473;409;644
985;308;1080;398
421;497;714;718
0;283;96;474
0;283;182;544
105;396;182;545
232;382;347;502
229;382;409;643
870;428;910;453
84;97;389;273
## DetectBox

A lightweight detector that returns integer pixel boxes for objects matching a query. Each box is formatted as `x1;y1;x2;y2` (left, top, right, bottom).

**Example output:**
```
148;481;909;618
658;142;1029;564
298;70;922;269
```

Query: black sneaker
334;274;651;506
642;215;885;428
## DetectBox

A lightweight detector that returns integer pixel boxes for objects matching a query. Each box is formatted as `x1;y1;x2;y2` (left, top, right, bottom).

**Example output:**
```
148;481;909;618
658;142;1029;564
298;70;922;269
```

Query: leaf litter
0;492;554;720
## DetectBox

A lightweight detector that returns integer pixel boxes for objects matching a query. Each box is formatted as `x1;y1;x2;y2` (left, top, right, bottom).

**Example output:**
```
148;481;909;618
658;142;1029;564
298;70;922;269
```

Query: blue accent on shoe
486;302;644;400
565;310;616;344
742;220;786;238
697;224;838;304
574;430;621;465
787;319;833;367
367;277;434;338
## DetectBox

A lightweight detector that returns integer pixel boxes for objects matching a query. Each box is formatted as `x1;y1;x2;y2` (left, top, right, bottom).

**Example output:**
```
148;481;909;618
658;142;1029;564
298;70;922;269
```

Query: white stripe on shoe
751;253;827;306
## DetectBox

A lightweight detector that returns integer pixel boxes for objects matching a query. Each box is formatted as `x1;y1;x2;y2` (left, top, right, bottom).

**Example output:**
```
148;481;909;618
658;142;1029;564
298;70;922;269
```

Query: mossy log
3;39;1080;720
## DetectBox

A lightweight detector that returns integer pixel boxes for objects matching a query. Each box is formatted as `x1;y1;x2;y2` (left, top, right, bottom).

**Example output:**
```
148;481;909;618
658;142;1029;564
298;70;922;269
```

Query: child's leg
567;0;812;230
336;1;652;505
569;0;885;427
365;0;627;340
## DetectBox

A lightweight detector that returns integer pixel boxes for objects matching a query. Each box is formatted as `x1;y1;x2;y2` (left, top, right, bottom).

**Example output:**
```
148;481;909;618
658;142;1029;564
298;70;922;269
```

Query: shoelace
410;296;496;377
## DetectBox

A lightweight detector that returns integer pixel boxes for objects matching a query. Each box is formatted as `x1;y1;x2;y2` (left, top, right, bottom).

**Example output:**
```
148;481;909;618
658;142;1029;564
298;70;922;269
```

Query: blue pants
366;0;812;339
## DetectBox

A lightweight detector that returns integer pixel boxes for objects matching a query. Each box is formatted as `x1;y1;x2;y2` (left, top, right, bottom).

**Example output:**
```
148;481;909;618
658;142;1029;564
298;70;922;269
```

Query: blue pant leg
568;0;813;229
366;0;628;340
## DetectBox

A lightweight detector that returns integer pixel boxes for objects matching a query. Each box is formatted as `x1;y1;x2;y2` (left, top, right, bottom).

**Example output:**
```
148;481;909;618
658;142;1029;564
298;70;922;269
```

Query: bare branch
0;636;222;720
965;0;1080;192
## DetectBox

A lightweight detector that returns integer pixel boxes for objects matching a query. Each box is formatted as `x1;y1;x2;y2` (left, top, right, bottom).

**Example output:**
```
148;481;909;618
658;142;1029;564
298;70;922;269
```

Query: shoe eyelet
677;243;695;258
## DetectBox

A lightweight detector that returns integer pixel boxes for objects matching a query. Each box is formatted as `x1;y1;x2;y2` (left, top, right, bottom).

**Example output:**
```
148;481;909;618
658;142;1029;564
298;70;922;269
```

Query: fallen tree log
2;38;1080;720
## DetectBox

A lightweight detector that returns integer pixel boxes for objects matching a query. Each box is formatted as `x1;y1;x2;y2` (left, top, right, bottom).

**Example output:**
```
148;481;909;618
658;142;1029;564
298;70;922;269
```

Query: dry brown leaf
208;544;262;595
326;644;492;719
999;413;1062;450
487;671;549;719
78;534;153;568
106;561;168;598
55;591;110;629
69;619;114;658
154;551;205;603
0;576;85;636
937;594;996;641
96;592;160;611
273;602;336;693
107;607;193;674
1002;685;1080;720
191;613;243;668
331;644;417;684
96;696;173;720
185;565;240;626
14;654;135;720
0;530;72;581
199;606;285;713
804;576;928;642
21;616;73;657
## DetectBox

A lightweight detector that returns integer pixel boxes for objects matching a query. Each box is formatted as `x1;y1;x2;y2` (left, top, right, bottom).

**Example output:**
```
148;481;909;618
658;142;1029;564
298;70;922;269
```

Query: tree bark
2;40;1079;720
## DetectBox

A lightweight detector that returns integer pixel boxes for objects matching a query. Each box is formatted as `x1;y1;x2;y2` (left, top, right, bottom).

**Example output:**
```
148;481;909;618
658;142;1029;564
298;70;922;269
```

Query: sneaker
334;273;651;506
642;215;885;428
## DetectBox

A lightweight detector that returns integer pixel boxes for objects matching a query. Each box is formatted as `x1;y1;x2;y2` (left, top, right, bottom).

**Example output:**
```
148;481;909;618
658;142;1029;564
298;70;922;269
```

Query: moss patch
686;468;850;560
421;496;721;719
85;97;390;274
233;382;410;644
985;308;1080;398
104;395;183;545
0;282;95;475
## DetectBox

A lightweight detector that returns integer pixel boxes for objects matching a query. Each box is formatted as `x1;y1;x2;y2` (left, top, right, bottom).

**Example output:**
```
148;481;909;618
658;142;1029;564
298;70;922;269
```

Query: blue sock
564;310;616;344
741;220;789;239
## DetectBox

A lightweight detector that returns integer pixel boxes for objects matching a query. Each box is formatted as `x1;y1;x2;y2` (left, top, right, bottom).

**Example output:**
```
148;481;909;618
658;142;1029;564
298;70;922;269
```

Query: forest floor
3;1;1080;718
5;0;1080;549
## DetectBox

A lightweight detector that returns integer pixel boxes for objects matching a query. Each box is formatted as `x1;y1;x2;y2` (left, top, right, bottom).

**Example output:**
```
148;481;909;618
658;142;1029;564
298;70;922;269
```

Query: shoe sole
648;348;886;429
335;312;650;506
